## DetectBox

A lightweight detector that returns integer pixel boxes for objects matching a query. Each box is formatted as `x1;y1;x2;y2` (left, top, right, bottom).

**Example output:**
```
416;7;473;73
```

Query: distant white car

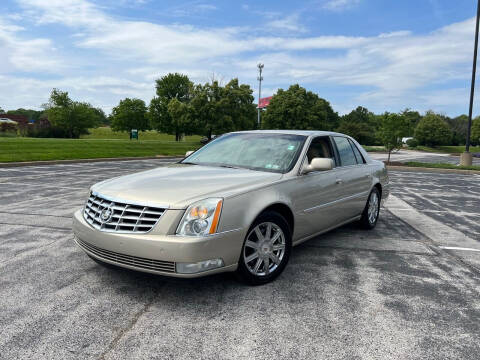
200;134;217;145
0;118;17;124
402;137;413;144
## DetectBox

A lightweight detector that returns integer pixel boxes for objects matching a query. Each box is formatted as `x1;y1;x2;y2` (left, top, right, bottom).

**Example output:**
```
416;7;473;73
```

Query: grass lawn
402;161;480;171
81;127;202;141
363;146;386;152
415;145;480;154
0;137;201;162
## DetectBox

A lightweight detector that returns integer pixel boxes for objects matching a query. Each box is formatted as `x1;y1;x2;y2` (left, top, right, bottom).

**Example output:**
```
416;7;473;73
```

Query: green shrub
0;122;17;137
414;112;452;146
406;138;418;148
472;117;480;146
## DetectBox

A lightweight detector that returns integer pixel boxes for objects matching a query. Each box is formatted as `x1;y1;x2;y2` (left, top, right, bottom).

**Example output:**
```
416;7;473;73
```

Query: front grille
76;238;176;273
83;192;165;233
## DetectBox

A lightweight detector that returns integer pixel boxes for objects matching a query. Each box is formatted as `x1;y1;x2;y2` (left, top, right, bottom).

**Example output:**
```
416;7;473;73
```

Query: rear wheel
235;211;292;285
359;187;380;229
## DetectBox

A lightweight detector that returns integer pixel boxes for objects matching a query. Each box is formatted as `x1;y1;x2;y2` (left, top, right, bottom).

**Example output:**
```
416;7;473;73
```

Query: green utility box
130;129;138;140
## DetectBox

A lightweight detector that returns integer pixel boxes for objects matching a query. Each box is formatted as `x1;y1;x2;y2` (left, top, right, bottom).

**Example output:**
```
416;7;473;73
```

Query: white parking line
386;195;479;250
438;246;480;252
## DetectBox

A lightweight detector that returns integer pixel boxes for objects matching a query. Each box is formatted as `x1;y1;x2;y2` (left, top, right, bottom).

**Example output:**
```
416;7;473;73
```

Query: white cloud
0;18;62;73
323;0;360;11
265;14;307;34
166;2;218;17
0;74;153;112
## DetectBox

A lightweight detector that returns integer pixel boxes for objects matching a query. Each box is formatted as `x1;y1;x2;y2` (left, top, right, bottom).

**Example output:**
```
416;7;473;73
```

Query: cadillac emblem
100;207;113;223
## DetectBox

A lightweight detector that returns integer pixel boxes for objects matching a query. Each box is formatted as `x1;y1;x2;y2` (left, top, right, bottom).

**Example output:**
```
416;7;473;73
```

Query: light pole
257;63;264;127
462;0;480;166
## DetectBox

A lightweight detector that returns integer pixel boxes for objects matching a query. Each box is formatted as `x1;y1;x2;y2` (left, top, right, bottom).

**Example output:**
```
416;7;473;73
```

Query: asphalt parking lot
0;160;479;359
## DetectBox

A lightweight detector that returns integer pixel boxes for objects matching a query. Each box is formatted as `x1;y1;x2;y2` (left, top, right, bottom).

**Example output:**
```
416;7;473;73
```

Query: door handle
336;179;343;184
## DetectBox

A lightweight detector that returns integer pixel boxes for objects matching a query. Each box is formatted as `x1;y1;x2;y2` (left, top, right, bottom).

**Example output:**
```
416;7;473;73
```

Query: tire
359;187;381;229
235;211;292;285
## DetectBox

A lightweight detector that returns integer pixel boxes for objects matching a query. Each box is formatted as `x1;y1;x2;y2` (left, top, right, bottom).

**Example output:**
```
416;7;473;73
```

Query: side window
306;137;335;166
333;137;357;166
349;139;365;164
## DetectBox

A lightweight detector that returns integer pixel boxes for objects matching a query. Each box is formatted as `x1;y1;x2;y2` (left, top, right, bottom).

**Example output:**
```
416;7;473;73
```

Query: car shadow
87;213;404;305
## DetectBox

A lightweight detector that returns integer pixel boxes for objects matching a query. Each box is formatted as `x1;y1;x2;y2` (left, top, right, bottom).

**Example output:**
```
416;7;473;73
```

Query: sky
0;0;479;116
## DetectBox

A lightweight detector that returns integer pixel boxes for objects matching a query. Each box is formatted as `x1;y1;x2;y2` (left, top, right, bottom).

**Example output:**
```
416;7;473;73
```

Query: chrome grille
83;192;165;233
76;238;176;273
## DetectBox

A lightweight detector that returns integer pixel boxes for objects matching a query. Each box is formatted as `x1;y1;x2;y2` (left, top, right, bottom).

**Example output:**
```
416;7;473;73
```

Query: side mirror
185;151;194;157
302;158;334;174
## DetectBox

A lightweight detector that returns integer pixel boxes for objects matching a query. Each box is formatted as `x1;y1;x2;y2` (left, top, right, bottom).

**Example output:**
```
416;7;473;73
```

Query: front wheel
359;187;381;229
235;211;292;285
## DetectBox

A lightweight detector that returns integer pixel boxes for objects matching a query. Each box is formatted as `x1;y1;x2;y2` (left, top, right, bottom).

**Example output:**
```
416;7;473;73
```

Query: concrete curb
387;165;480;175
0;155;181;168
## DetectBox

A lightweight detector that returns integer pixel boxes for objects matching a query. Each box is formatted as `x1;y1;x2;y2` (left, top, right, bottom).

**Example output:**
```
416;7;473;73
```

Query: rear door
331;136;371;220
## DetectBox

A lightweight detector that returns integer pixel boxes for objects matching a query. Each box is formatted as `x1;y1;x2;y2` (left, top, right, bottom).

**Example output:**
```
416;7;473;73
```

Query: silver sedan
72;130;389;284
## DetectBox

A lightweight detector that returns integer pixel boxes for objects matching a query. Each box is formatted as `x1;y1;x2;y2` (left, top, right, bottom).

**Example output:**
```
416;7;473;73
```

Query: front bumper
72;209;243;278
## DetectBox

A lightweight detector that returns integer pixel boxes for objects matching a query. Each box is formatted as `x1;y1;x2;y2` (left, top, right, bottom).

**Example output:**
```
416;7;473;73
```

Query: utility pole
462;0;480;166
257;63;264;127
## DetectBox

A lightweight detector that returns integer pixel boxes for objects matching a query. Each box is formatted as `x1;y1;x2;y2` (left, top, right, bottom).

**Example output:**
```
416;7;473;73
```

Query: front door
291;136;341;240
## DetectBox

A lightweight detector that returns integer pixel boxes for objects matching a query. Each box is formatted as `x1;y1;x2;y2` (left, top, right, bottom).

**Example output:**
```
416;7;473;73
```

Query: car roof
230;130;344;137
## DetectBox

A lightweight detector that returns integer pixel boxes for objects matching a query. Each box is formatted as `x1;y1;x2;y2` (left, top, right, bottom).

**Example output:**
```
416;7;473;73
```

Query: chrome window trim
303;190;370;213
297;135;337;176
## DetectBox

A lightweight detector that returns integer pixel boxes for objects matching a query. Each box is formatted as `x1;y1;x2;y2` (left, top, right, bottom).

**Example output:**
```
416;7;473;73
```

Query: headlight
176;198;223;236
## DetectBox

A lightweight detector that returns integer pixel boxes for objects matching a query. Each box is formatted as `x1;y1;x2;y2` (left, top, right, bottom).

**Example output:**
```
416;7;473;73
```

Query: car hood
91;164;283;209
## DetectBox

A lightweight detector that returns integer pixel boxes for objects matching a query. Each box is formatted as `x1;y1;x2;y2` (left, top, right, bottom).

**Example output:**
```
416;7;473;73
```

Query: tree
400;109;422;136
149;97;171;133
45;89;101;138
0;106;5;114
111;98;149;132
445;115;468;145
471;116;480;145
155;73;192;102
92;107;109;126
189;81;228;139
150;73;194;140
221;79;257;132
414;111;452;147
336;106;377;145
189;79;257;139
377;112;410;164
167;98;192;139
7;108;44;122
262;84;339;131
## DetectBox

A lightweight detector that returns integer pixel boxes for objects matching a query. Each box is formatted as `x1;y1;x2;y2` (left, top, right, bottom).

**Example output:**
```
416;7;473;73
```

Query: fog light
176;258;224;274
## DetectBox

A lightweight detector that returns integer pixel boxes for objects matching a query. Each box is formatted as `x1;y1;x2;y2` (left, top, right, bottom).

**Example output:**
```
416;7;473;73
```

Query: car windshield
182;133;307;173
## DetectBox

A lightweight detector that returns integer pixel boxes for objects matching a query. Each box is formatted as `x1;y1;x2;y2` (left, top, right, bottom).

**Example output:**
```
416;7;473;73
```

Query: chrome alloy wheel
368;192;379;224
243;222;286;276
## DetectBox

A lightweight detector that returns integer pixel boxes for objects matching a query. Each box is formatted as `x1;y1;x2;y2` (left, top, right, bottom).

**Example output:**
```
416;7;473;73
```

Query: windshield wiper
181;161;198;165
217;164;241;169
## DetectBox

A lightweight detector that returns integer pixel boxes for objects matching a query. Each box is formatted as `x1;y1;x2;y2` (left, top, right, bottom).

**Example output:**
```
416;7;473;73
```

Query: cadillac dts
72;130;389;284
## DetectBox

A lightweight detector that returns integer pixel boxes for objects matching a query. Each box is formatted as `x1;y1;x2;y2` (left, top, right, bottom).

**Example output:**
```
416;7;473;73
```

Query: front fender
218;183;293;239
